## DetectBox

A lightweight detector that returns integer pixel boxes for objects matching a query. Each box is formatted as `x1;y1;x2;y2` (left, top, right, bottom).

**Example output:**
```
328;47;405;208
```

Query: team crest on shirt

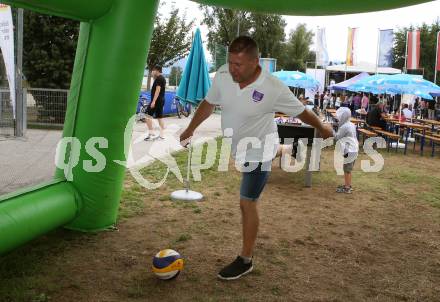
252;90;264;102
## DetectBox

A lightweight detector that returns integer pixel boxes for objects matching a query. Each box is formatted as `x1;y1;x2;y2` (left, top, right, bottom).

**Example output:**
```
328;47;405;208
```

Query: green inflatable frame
0;0;432;255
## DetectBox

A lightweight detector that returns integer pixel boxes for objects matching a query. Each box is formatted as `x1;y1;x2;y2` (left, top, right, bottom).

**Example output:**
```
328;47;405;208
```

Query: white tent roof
326;61;401;74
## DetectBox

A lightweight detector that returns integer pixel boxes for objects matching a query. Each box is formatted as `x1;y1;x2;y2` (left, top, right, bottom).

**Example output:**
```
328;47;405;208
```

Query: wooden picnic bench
357;128;377;144
414;133;440;157
369;126;382;131
374;129;400;152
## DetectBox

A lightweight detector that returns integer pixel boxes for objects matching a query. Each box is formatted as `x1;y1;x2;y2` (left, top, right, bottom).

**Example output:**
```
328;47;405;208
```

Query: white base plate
390;142;406;149
171;190;204;202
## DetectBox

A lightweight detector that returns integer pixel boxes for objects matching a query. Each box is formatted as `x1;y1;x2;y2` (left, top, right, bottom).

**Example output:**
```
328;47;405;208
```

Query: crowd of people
307;91;440;129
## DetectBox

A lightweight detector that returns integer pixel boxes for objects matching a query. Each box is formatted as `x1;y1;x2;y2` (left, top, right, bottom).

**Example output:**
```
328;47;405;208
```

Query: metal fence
25;88;69;129
0;90;14;137
0;88;69;136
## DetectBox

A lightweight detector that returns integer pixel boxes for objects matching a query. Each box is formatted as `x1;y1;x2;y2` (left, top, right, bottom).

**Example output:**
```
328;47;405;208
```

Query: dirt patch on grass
1;150;440;302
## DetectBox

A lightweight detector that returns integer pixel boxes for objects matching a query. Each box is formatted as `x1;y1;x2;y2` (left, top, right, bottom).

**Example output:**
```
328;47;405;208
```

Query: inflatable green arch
0;0;432;255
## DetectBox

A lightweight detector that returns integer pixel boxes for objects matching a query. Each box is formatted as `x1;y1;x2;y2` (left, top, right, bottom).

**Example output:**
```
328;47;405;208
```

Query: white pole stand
170;140;203;202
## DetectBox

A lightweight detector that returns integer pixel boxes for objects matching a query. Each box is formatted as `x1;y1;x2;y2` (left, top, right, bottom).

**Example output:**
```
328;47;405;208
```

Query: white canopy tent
326;62;402;75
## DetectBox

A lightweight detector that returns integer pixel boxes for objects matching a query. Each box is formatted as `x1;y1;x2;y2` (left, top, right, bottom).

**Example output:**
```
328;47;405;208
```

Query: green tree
146;8;194;89
201;6;288;71
23;12;79;89
169;66;183;86
20;11;80;123
393;19;440;84
278;24;315;71
250;13;286;59
200;5;252;70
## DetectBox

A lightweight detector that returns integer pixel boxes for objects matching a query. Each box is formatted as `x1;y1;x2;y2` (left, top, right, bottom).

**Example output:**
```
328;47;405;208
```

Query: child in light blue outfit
334;107;359;194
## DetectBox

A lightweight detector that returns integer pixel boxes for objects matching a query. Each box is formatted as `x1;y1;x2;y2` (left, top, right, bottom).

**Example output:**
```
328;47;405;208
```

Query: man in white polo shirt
180;36;333;280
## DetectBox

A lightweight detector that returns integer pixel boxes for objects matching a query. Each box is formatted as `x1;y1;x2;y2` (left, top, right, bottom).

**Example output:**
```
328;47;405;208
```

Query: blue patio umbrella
431;89;440;97
412;89;433;100
173;28;211;202
379;74;440;95
347;74;392;94
272;70;320;90
328;72;369;91
176;28;211;106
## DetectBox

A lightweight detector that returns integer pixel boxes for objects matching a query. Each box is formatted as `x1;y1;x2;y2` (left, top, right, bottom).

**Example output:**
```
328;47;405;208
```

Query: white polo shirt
206;64;305;163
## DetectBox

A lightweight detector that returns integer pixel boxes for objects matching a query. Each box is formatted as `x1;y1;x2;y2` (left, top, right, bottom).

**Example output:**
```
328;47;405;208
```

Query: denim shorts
240;162;271;201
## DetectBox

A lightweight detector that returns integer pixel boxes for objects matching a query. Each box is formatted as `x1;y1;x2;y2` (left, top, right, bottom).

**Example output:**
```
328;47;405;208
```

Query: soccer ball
152;249;184;280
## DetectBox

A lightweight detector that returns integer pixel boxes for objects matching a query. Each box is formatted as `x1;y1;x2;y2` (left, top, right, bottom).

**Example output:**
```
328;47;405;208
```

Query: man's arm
150;86;161;108
298;109;333;139
180;100;216;145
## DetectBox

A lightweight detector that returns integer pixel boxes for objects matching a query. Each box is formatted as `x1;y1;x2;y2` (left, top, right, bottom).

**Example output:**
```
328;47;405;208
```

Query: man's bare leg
240;199;259;258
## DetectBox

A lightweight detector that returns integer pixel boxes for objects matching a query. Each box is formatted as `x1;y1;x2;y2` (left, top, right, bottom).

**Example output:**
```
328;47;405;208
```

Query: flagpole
404;31;409;74
435;31;439;85
375;28;380;75
345;27;349;81
315;27;319;97
315;27;318;76
435;31;439;106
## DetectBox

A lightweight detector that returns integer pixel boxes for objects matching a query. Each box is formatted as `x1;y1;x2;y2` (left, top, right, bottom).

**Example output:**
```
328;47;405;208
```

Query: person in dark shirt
145;65;166;140
366;101;387;130
428;99;436;120
314;92;319;107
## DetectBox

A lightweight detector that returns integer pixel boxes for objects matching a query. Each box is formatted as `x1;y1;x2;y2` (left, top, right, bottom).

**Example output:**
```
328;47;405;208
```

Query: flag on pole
346;28;358;66
436;31;440;71
407;30;420;70
378;29;394;67
316;28;329;67
0;4;15;118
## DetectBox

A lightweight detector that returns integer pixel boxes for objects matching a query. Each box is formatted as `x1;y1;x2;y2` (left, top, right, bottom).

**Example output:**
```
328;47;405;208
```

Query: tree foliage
23;11;79;89
200;6;314;72
199;6;252;70
169;66;183;86
146;7;194;88
278;24;315;71
249;13;286;59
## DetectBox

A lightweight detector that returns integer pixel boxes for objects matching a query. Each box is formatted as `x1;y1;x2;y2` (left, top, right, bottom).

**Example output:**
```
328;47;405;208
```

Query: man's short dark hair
229;36;259;58
152;65;162;73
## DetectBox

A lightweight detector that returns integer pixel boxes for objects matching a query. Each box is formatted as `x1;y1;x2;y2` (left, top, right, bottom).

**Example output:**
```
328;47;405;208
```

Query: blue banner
378;29;394;67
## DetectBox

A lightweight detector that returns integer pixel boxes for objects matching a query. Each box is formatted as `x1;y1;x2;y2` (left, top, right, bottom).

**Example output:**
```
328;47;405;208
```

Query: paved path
0;114;222;196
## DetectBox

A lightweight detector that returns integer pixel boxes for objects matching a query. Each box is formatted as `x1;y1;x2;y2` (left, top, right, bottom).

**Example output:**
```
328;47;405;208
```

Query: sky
160;0;440;66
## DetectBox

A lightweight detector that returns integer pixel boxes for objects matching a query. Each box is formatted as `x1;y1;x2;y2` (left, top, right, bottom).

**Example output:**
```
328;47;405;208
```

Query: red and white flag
406;30;420;70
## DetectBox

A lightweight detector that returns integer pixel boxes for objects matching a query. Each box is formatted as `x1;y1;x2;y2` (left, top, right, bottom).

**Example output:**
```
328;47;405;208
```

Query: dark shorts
240;162;271;201
343;153;357;173
146;98;164;119
343;160;355;173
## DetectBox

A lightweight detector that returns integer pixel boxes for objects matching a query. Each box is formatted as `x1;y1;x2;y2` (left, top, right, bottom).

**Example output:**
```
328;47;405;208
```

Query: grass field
1;140;440;302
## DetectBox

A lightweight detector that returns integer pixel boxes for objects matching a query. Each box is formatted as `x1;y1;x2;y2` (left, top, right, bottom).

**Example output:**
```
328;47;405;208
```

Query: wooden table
414;119;440;126
414;119;440;133
384;117;400;123
350;118;364;125
397;122;431;130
